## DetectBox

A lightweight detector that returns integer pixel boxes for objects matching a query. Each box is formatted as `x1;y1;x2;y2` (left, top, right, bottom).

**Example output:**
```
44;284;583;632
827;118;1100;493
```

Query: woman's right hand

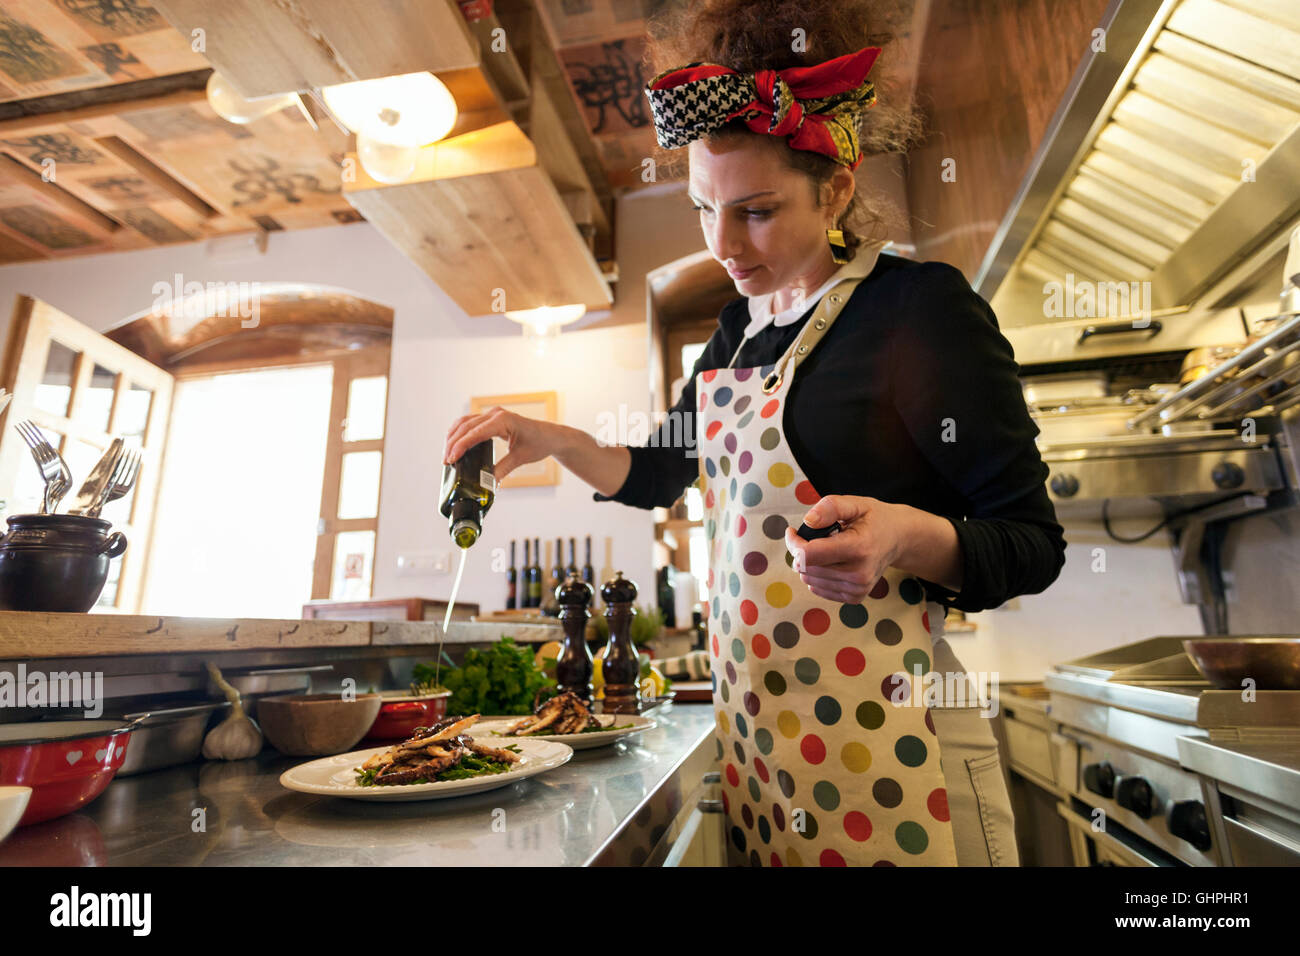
443;406;557;482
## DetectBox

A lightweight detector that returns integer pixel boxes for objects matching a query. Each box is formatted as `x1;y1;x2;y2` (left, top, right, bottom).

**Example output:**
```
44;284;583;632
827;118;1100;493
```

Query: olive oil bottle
439;439;495;548
552;537;566;589
506;539;518;609
581;535;595;586
522;539;533;606
527;537;542;607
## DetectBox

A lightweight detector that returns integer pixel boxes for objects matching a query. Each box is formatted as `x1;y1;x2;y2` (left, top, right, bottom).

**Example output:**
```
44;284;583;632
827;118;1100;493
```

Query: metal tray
1054;636;1197;681
117;702;230;776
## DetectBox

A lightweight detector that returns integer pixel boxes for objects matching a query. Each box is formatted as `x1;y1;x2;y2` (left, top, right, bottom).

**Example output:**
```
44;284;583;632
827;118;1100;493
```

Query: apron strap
759;275;866;394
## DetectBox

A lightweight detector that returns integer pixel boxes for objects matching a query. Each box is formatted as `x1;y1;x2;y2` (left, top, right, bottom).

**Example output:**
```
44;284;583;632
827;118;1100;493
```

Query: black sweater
594;252;1066;613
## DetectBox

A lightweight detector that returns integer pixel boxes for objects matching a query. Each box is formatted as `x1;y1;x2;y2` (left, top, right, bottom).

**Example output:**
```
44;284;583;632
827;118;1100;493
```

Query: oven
1043;636;1300;866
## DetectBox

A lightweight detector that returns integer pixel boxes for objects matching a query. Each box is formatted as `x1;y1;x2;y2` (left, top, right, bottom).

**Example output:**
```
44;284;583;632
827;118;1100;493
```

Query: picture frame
468;390;560;488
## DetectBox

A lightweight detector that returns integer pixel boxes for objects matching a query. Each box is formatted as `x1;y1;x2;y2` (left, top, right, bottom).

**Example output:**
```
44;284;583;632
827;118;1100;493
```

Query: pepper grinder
600;570;641;714
555;573;595;705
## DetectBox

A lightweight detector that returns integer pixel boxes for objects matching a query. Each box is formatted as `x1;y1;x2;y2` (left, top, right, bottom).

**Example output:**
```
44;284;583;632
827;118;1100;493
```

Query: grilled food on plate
354;714;520;786
503;691;602;736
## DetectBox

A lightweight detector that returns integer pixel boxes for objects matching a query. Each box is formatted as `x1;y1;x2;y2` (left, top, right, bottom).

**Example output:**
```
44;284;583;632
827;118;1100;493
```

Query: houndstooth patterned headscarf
644;47;881;169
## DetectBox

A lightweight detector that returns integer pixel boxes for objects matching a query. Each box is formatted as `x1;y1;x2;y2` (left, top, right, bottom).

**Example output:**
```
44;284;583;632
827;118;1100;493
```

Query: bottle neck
449;498;481;547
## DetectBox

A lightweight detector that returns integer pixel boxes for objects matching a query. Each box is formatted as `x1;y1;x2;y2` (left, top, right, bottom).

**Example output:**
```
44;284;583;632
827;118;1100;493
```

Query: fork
91;447;141;518
14;420;69;514
48;440;72;513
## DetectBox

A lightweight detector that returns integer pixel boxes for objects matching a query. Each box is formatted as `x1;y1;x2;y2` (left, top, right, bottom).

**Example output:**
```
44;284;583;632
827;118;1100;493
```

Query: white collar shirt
742;242;885;341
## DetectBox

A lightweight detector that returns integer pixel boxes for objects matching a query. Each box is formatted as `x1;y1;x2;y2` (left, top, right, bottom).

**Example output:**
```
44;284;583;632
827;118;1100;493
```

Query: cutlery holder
0;514;127;612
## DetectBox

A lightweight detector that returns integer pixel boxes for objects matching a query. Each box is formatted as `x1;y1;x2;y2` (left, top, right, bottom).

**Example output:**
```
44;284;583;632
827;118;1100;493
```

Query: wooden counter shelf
0;611;452;660
0;611;583;659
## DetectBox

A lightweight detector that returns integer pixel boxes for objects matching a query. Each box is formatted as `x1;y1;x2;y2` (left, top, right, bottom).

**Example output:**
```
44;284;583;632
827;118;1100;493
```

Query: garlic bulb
202;661;263;760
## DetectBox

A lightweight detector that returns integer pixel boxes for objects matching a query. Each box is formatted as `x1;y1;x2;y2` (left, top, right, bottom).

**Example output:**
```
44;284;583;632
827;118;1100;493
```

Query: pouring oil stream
436;547;468;686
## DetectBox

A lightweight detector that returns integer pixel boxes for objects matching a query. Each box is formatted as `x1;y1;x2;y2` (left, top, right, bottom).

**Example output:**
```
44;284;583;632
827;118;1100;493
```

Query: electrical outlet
396;551;436;576
433;551;451;573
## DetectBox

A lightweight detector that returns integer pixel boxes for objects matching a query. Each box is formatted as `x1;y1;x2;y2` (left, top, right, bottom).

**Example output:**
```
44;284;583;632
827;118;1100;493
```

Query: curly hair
643;0;922;260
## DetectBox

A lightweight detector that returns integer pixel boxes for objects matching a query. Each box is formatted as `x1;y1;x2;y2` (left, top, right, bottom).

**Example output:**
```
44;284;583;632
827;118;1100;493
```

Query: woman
444;0;1065;866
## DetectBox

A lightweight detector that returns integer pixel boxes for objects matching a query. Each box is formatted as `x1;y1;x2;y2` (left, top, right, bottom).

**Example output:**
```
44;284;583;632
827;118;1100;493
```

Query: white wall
951;521;1205;682
0;184;710;617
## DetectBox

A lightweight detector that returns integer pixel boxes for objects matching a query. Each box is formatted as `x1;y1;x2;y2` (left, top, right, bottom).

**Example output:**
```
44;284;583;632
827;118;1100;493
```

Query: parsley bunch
416;637;555;716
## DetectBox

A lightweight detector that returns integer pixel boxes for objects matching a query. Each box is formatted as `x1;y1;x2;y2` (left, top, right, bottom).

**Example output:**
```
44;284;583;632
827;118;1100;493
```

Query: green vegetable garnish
414;637;555;716
354;753;517;787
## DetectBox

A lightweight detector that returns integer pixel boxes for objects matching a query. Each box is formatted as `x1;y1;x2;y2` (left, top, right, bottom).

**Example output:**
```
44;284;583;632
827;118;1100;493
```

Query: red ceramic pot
363;690;451;741
0;720;133;825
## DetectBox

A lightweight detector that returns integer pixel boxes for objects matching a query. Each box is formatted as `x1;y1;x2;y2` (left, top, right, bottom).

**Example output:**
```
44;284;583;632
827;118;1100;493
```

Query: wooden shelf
655;518;702;550
0;611;450;659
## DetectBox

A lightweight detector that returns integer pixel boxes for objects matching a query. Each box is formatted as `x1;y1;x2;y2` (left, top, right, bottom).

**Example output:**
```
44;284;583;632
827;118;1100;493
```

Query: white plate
473;713;656;750
278;737;573;802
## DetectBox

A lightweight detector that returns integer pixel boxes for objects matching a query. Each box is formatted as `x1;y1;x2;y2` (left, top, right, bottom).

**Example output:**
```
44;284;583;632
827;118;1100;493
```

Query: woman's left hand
784;495;914;603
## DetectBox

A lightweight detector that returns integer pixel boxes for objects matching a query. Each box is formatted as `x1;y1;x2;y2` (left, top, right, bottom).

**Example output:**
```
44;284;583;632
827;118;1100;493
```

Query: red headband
645;47;881;168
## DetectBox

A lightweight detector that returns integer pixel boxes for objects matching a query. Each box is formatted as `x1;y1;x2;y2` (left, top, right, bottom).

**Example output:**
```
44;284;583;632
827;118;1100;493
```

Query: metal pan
117;703;229;776
1182;638;1300;690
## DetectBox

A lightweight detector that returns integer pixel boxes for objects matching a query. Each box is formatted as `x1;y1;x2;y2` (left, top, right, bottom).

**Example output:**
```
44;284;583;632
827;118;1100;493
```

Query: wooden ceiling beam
0;70;212;122
343;128;612;315
0;89;209;136
91;136;221;221
0;154;121;238
504;1;614;260
150;0;482;98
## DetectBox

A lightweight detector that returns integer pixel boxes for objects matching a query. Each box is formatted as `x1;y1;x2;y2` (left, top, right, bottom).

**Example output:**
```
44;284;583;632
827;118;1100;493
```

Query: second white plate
472;713;656;750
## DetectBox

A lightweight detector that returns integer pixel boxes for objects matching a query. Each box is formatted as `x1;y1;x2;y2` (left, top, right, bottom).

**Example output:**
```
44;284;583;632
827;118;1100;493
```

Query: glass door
0;294;173;612
312;348;389;601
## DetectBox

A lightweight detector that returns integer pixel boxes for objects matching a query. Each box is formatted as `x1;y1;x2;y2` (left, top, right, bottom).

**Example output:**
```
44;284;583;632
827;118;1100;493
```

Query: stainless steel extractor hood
975;0;1300;335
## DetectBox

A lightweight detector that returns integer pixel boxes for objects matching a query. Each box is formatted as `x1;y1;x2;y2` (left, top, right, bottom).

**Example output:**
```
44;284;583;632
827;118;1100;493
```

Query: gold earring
826;228;850;265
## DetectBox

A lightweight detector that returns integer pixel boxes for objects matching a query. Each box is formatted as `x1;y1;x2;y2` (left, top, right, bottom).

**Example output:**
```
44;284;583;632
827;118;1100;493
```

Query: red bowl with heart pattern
0;720;133;825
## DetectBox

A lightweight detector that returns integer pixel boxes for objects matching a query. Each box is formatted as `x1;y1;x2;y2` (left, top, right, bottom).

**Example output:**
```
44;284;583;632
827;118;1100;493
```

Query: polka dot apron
697;276;959;867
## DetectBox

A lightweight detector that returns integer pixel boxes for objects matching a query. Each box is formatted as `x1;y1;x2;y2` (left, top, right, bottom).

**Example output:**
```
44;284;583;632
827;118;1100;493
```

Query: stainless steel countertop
1176;736;1300;808
0;703;717;867
1044;671;1204;724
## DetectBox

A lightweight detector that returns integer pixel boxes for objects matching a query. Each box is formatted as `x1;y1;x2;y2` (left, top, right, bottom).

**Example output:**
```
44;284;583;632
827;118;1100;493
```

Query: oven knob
1211;461;1244;489
1115;775;1156;818
1050;473;1080;498
1082;761;1116;797
1167;800;1212;852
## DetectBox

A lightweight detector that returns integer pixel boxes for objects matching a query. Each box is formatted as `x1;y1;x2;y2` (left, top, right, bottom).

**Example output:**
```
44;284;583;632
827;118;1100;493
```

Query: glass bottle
506;539;517;609
527;536;542;607
439;439;494;548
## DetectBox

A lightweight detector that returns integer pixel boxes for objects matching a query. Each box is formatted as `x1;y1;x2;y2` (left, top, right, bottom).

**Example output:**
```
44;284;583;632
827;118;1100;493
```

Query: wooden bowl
257;693;383;756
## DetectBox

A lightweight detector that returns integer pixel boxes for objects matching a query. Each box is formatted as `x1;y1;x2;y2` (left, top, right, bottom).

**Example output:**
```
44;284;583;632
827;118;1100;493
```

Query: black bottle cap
600;570;637;604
